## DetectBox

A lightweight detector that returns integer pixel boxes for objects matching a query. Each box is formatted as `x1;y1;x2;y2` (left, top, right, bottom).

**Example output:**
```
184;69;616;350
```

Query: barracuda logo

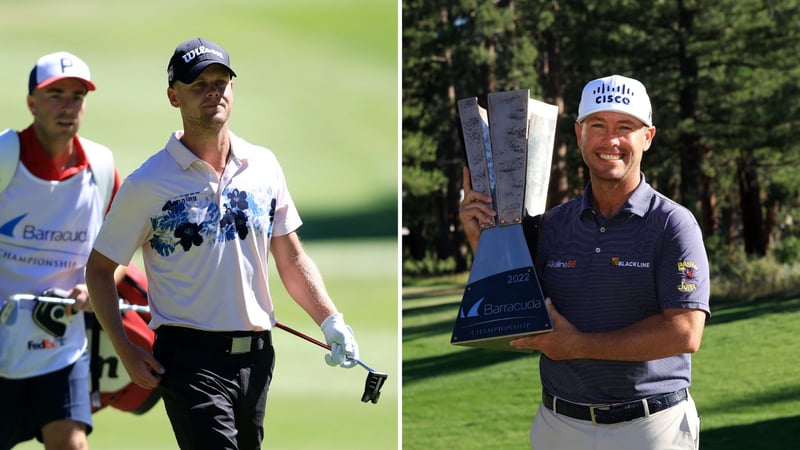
0;213;89;242
460;296;543;319
451;268;554;348
0;214;26;237
484;298;543;314
459;297;484;318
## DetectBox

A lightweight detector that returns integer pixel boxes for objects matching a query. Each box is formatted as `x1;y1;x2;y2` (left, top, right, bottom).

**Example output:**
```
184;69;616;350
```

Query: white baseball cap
577;74;652;126
28;51;96;94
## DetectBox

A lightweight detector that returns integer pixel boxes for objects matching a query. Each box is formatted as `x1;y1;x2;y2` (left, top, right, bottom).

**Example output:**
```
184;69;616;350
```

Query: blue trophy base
451;225;552;352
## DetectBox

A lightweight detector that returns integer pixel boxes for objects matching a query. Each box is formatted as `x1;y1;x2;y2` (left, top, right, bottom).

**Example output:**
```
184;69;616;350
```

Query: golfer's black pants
153;326;275;450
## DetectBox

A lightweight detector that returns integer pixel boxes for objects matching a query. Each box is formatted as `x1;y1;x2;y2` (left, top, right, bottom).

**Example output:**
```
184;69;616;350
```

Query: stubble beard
187;107;229;136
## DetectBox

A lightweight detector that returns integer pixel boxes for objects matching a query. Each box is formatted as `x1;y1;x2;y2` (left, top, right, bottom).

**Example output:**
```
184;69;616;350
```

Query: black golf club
1;296;388;403
274;321;387;404
8;293;151;314
3;292;150;335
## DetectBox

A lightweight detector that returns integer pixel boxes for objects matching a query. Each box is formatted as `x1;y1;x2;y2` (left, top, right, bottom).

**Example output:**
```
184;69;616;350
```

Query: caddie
0;51;121;450
459;74;710;450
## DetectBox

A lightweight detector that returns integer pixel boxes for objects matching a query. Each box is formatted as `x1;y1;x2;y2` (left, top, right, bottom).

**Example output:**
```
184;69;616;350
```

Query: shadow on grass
403;286;463;301
403;295;539;385
701;415;800;450
403;298;458;318
699;385;800;417
402;317;454;343
402;297;460;342
298;199;397;240
707;296;800;326
403;346;535;385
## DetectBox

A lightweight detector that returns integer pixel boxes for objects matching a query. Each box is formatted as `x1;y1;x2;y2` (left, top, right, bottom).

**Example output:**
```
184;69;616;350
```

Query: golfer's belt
542;388;688;425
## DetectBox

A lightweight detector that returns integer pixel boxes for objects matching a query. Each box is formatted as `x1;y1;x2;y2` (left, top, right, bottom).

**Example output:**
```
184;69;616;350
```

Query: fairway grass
15;239;398;450
2;1;398;448
0;0;397;218
402;276;800;450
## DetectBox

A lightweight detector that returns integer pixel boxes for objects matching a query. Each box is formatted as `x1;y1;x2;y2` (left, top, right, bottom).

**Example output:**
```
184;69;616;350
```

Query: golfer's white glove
320;313;359;368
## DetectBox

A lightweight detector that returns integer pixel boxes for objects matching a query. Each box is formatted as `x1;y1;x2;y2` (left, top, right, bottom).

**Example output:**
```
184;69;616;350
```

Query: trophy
450;89;558;352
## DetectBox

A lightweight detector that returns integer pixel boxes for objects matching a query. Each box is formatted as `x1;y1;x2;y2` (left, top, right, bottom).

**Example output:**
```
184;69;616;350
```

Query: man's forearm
86;252;129;349
574;309;706;361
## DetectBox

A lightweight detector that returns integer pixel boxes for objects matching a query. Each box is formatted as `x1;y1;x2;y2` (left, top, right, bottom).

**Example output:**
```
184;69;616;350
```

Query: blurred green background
1;0;399;448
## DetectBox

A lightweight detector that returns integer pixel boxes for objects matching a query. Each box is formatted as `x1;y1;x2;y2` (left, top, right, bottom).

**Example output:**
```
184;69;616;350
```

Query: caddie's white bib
0;163;104;378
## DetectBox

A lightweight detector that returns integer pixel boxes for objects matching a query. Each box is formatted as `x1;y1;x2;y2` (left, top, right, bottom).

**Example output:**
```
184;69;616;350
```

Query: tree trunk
677;0;715;235
738;156;766;257
437;5;466;270
543;1;569;209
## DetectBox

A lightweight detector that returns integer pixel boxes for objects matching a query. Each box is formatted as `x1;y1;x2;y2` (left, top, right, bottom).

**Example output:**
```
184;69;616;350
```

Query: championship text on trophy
450;89;558;352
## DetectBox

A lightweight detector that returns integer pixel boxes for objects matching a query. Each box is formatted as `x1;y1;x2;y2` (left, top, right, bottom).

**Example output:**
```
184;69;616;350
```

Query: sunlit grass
403;277;800;449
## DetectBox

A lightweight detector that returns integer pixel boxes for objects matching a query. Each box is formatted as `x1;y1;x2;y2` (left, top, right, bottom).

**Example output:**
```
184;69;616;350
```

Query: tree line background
402;0;800;292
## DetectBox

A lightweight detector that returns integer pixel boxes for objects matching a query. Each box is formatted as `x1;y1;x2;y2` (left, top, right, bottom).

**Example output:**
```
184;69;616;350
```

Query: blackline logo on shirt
610;257;651;268
0;213;89;242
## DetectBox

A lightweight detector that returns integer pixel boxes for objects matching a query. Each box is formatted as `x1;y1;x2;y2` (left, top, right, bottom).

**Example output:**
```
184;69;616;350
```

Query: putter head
361;371;388;404
32;301;71;336
31;289;73;337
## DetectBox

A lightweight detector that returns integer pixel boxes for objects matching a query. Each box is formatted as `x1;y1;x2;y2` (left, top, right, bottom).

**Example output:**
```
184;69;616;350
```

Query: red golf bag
87;263;160;414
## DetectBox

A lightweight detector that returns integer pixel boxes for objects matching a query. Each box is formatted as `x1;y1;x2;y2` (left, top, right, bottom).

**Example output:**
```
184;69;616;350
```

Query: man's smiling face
576;111;656;186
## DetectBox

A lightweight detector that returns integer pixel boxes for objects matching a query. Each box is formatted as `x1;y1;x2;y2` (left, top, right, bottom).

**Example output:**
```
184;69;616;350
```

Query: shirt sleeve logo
677;261;699;292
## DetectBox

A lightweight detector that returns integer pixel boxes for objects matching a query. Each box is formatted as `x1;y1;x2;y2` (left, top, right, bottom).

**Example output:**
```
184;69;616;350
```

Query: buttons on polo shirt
595;248;601;253
599;227;606;233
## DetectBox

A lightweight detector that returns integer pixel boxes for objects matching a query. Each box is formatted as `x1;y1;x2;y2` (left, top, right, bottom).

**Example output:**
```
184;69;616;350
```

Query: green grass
402;275;800;450
16;239;398;449
266;239;398;448
0;0;398;229
2;1;398;448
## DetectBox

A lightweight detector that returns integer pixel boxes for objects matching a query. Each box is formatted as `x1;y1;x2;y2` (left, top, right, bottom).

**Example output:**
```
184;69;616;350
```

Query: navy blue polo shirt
536;175;710;404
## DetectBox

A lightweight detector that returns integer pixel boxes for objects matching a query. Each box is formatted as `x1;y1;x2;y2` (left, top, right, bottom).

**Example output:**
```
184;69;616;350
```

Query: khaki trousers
530;393;700;450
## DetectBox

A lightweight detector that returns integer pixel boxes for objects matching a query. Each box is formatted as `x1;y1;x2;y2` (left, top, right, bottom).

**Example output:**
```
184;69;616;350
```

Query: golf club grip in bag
88;262;160;414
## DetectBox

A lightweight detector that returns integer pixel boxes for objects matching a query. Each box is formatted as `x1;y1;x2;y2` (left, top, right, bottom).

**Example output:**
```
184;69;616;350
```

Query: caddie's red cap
28;51;96;95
